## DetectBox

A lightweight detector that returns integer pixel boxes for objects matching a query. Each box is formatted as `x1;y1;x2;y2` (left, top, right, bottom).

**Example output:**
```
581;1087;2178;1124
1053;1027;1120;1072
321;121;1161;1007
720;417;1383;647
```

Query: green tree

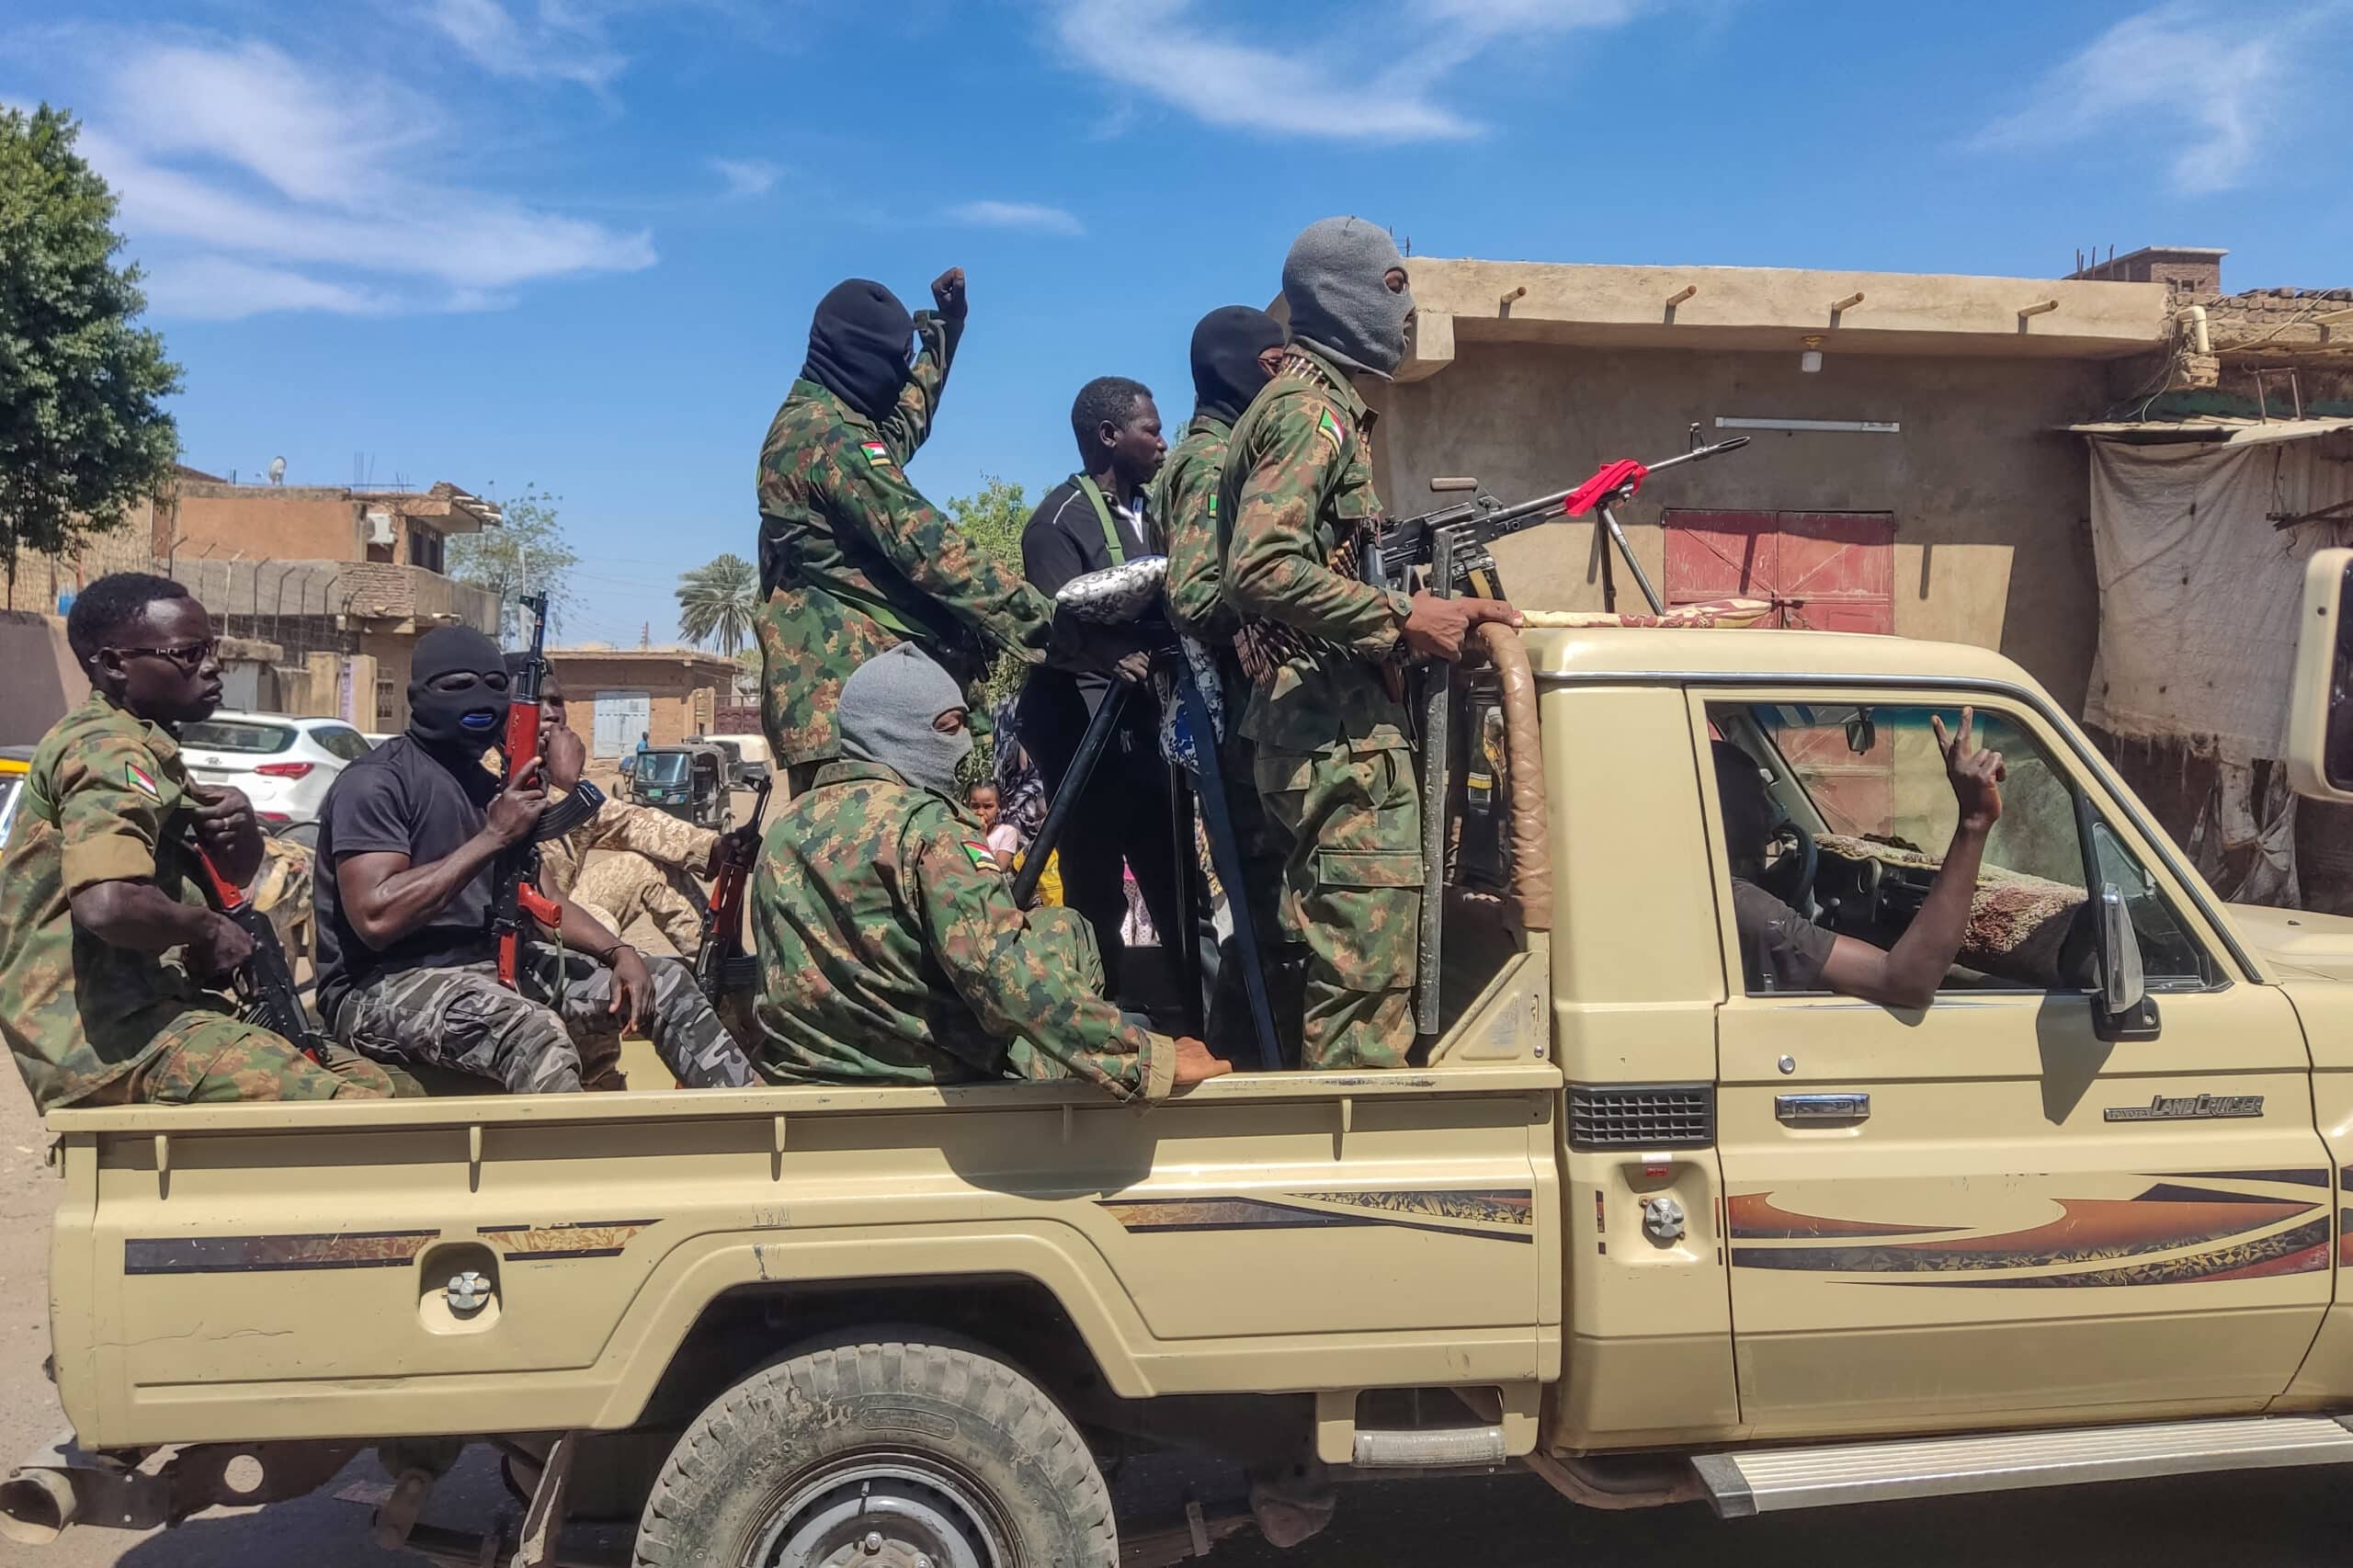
943;476;1029;782
0;105;181;585
449;484;578;634
676;551;757;655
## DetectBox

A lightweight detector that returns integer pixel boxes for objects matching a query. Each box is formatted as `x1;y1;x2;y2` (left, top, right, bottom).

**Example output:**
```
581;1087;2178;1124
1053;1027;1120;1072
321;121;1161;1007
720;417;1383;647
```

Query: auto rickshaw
627;741;732;829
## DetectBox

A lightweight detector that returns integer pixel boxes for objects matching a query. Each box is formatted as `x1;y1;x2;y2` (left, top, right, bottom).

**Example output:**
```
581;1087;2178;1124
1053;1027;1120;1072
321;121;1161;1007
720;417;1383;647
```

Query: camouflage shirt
756;313;1059;767
1217;344;1415;753
538;794;717;904
1154;412;1238;642
0;693;222;1109
749;760;1175;1102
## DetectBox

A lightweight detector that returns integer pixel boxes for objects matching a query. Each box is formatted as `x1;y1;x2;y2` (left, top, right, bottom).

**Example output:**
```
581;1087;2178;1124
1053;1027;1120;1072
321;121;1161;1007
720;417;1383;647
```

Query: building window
408;523;445;574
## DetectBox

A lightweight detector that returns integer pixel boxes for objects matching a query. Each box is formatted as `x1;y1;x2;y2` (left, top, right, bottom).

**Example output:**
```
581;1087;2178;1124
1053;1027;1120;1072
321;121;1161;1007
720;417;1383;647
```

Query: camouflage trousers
1202;723;1300;1060
335;944;756;1095
1255;741;1422;1071
90;1007;393;1104
570;852;709;954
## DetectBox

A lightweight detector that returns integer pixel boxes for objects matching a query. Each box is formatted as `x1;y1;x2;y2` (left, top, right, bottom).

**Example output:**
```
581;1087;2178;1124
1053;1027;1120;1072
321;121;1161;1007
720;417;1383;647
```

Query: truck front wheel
633;1335;1117;1568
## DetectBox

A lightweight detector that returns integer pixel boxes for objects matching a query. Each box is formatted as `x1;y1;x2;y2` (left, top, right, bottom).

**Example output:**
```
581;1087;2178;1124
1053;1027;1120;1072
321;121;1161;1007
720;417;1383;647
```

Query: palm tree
676;552;757;656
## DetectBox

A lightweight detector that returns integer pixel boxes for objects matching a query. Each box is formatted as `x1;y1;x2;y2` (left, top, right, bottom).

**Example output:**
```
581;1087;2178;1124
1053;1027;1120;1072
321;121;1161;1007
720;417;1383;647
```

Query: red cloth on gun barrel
1562;459;1649;517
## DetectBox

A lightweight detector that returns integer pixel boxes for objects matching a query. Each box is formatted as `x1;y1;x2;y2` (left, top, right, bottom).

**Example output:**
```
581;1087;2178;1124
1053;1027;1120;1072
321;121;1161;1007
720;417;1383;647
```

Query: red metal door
1666;511;1897;832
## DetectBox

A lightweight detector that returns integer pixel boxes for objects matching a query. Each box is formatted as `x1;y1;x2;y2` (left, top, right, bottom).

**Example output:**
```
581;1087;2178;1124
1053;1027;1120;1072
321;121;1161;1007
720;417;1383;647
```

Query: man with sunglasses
0;574;393;1109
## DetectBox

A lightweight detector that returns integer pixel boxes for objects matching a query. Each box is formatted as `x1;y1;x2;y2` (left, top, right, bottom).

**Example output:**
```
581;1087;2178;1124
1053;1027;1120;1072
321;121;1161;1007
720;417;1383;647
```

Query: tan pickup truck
15;562;2353;1568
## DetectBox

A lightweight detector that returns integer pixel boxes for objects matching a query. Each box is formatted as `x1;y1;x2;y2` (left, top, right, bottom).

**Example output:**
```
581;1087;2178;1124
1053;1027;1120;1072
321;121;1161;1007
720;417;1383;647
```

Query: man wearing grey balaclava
1214;217;1521;1072
748;643;1230;1098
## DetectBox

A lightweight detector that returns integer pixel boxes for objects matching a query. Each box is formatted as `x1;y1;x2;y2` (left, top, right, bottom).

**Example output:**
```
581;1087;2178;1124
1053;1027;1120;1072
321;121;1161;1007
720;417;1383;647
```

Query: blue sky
6;0;2348;645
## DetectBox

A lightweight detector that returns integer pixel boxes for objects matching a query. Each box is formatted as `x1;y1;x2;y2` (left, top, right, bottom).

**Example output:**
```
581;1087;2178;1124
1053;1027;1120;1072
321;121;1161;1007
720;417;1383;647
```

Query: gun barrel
1641;435;1751;477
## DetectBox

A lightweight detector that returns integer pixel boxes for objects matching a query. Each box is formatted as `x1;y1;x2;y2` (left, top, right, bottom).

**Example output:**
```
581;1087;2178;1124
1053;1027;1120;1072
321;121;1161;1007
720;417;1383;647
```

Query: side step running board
1695;1415;2353;1517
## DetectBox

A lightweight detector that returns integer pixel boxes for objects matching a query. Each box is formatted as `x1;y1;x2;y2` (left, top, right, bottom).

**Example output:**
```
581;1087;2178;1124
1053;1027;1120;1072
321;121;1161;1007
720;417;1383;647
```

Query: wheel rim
749;1455;1011;1568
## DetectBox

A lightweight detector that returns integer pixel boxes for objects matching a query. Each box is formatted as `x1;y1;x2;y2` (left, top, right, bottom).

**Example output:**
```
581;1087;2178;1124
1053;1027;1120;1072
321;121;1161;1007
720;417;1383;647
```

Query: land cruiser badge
2103;1093;2264;1123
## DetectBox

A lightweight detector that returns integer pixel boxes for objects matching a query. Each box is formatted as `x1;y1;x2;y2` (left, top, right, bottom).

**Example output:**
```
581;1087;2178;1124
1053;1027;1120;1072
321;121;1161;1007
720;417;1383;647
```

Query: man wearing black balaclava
1215;218;1523;1072
1151;305;1293;1048
755;267;1070;795
313;626;755;1095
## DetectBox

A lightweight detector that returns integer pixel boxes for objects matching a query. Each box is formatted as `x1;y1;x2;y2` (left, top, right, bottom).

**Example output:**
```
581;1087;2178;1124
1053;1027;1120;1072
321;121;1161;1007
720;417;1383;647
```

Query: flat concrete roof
1393;258;2172;381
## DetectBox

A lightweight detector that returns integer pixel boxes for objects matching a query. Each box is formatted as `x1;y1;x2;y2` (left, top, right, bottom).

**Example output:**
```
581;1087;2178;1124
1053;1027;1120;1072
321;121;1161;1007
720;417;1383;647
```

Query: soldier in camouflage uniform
1153;305;1295;1049
0;574;391;1110
756;267;1067;790
1217;219;1520;1070
750;643;1229;1099
512;658;722;953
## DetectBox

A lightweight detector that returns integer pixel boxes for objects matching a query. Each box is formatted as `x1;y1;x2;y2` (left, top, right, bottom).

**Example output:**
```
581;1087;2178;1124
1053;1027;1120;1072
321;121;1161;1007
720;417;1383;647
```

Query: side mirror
2288;547;2353;800
2093;883;2161;1042
1844;710;1877;756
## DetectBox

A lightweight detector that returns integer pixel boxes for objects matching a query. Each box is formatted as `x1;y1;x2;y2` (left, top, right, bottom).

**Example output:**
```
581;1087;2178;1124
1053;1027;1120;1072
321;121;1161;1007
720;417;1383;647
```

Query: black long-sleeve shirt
1015;475;1159;776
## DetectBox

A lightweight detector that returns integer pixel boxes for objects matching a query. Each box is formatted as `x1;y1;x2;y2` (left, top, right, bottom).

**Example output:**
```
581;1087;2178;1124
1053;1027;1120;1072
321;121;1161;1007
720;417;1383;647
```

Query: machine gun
493;591;606;990
694;771;772;998
190;840;330;1062
1370;426;1750;1038
1363;426;1752;614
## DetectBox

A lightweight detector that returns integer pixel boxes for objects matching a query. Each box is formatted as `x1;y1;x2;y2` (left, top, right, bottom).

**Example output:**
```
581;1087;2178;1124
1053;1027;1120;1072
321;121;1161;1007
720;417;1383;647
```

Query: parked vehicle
21;586;2353;1565
176;713;373;844
0;745;30;847
627;742;731;828
692;732;773;786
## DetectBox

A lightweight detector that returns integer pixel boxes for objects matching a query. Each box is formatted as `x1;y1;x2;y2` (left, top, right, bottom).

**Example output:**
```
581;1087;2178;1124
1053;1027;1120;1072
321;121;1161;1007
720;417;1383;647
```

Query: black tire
633;1335;1116;1568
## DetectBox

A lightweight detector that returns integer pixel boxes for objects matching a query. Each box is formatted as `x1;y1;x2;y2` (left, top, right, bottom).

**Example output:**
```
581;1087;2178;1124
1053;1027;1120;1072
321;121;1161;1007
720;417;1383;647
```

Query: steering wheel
1756;814;1819;921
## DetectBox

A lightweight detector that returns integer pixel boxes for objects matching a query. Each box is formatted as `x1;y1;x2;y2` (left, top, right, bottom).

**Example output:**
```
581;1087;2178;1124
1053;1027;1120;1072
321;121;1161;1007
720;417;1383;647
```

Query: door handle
1776;1092;1870;1123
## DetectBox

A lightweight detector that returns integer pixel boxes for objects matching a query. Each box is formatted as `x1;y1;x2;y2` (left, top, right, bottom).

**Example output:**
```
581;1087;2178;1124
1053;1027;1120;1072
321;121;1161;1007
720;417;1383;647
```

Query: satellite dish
267;456;287;486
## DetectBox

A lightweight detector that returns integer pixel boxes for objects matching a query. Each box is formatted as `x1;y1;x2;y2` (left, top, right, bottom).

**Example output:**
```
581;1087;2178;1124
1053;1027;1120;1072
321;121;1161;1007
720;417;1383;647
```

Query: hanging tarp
2085;427;2353;758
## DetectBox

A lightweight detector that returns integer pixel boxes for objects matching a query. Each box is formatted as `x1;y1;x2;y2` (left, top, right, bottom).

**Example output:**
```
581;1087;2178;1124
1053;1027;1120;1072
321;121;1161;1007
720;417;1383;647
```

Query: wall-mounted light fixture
1800;335;1824;374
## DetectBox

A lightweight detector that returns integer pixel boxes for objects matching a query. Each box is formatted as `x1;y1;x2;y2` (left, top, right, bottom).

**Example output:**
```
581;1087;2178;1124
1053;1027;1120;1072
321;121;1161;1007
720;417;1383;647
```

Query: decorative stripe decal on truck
1728;1176;2331;1288
1100;1188;1534;1243
124;1229;438;1275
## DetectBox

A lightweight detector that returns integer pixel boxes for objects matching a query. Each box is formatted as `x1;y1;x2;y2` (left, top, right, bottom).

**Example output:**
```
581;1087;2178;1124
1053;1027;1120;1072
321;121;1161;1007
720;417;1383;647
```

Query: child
0;574;391;1108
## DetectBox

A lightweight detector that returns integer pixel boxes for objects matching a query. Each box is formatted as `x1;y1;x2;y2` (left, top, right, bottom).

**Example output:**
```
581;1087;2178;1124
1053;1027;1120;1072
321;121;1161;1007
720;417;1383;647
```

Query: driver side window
1706;700;2205;997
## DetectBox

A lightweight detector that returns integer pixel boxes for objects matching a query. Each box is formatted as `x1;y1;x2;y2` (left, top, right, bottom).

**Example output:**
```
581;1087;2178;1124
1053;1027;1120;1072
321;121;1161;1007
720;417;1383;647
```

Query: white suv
177;712;374;840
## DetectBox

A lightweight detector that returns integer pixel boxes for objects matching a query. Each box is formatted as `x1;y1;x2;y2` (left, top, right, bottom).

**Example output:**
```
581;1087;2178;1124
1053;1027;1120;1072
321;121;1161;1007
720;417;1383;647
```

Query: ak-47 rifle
190;839;330;1062
693;770;771;998
494;591;606;990
1363;426;1751;612
1362;426;1749;1039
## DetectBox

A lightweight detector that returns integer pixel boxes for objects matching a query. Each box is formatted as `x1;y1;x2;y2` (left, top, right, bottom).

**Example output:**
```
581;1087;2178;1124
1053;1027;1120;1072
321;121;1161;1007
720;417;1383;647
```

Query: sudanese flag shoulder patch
1312;406;1346;458
961;840;998;872
124;761;161;798
858;440;892;469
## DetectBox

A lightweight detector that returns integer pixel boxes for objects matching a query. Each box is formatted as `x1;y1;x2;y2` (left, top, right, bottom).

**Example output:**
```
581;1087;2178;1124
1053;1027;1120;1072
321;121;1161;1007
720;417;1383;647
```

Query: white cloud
426;0;628;86
137;256;401;320
947;199;1086;236
712;156;782;198
1974;2;2341;194
62;37;654;319
1045;0;1651;142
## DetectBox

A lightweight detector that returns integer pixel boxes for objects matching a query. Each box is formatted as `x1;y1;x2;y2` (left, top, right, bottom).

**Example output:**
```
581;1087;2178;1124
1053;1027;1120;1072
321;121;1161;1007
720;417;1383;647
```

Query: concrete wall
1371;340;2109;711
2;517;162;615
0;614;87;746
168;489;361;562
550;655;730;753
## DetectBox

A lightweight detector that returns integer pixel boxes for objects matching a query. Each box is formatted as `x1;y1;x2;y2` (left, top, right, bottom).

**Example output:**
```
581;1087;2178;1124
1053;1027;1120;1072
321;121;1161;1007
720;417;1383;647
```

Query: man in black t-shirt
1712;720;2005;1008
314;628;752;1094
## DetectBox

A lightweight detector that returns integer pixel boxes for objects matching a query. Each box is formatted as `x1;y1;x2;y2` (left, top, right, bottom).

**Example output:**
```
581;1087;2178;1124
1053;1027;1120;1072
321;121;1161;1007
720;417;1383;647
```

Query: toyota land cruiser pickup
15;561;2353;1568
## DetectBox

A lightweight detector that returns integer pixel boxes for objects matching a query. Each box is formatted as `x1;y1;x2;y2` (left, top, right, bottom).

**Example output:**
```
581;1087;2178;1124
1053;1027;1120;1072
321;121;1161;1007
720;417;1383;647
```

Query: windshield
637;752;690;786
1738;702;2083;885
180;720;295;755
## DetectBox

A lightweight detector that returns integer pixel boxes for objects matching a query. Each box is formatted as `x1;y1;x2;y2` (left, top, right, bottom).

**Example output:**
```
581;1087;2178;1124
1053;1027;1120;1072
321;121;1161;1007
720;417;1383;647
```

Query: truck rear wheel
633;1335;1116;1568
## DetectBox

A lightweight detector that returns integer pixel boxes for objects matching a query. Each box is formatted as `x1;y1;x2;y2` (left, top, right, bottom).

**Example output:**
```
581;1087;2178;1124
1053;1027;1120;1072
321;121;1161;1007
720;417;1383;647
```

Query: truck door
1698;688;2329;1438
